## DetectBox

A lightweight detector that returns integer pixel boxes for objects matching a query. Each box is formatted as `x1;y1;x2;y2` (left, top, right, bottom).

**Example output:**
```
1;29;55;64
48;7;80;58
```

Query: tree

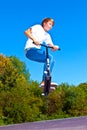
9;56;30;82
0;54;45;125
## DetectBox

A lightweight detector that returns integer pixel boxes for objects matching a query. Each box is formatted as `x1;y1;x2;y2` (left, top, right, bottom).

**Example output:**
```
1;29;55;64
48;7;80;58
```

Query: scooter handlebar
33;42;61;50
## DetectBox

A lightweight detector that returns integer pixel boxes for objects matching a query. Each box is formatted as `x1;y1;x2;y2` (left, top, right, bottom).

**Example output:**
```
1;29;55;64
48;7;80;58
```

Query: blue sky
0;0;87;85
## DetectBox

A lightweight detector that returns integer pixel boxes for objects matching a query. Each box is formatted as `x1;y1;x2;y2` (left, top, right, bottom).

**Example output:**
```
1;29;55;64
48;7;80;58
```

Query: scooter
40;44;60;96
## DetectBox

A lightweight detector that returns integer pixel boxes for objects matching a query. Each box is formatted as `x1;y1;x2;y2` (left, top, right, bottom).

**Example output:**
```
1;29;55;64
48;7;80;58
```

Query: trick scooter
40;44;60;96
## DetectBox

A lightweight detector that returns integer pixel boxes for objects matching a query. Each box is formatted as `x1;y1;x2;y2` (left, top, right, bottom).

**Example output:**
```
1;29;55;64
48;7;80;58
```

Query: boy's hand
51;45;60;51
33;40;40;46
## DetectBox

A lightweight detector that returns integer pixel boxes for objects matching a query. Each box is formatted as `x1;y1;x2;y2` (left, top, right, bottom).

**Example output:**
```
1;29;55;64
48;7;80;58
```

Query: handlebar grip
58;48;61;50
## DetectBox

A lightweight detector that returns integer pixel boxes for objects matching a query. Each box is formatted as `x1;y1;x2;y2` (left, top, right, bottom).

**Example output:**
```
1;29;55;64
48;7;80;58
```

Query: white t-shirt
24;24;53;50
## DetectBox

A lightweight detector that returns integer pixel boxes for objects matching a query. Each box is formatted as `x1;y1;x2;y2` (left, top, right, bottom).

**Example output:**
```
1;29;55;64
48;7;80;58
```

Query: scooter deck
40;82;58;87
40;82;58;92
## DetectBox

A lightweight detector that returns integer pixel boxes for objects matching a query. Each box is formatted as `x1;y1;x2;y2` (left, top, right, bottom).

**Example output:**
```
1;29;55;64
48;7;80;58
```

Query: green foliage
0;54;28;91
9;56;30;82
0;87;43;124
0;54;87;126
60;83;77;114
0;54;43;124
69;83;87;116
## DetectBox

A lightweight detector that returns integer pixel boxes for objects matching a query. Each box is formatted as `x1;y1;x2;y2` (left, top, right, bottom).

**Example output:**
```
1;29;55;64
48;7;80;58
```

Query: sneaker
50;86;56;90
50;86;56;92
39;81;44;88
50;82;58;87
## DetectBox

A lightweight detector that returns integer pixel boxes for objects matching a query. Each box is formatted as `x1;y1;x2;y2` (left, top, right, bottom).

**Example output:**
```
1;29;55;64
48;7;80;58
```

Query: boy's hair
41;18;54;27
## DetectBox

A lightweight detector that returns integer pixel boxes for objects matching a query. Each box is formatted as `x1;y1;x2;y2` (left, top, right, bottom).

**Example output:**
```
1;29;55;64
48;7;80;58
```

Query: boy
24;17;60;87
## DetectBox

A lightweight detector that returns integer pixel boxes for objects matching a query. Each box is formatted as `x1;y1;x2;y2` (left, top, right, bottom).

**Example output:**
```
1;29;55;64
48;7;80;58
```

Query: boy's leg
26;48;55;83
42;54;55;81
26;48;46;62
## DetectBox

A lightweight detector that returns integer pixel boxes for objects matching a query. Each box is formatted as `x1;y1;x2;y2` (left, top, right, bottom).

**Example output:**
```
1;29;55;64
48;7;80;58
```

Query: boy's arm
24;28;40;45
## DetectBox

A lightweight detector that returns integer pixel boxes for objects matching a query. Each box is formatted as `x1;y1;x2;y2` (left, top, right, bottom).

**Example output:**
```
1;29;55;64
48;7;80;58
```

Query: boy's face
43;21;53;31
